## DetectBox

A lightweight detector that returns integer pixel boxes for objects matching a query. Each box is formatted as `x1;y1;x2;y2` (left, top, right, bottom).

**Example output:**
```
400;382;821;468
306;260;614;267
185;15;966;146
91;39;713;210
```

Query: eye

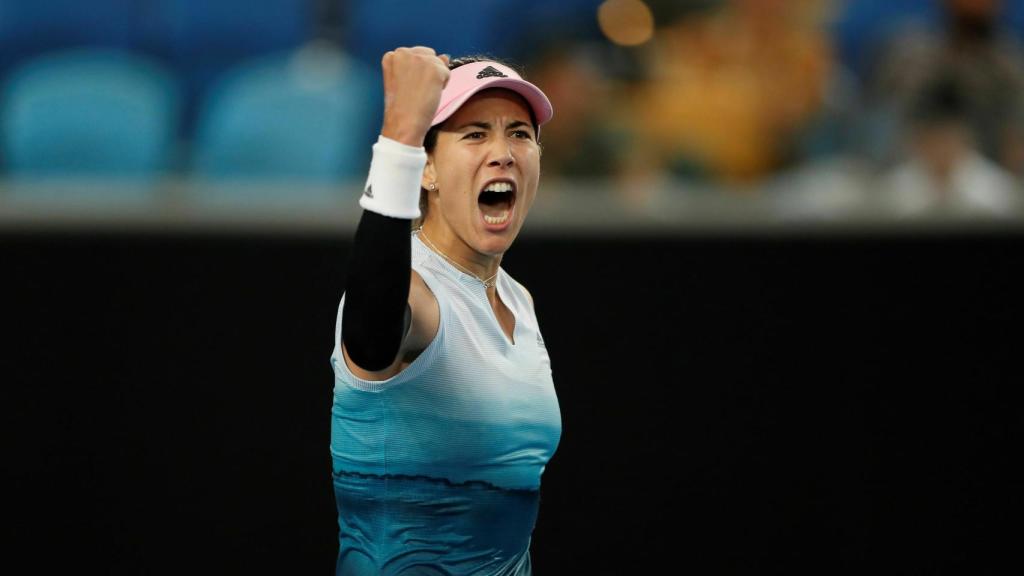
463;131;486;140
511;129;533;140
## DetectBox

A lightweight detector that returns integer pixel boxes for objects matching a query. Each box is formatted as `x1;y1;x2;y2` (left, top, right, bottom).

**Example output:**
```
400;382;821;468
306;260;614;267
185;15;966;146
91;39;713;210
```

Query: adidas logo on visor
476;66;508;79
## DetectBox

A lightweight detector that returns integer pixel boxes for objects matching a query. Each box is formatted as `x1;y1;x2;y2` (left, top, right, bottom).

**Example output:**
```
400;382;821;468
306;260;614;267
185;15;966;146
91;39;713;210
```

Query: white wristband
359;135;428;219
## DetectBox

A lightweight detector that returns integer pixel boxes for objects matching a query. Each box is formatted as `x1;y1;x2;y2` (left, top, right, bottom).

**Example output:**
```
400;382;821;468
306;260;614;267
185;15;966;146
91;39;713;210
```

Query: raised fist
380;47;451;147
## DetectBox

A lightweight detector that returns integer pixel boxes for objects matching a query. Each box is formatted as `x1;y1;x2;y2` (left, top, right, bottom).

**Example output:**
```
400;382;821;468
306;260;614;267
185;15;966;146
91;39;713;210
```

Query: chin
474;228;519;256
475;237;513;257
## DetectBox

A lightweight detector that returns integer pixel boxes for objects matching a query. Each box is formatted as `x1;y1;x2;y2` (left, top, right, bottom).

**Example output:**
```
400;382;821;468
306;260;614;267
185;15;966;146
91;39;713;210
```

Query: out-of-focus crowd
2;0;1024;219
536;0;1024;217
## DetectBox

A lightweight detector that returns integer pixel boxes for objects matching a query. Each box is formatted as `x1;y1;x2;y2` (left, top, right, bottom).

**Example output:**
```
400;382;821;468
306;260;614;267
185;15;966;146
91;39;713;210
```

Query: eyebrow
507;121;533;132
454;121;534;132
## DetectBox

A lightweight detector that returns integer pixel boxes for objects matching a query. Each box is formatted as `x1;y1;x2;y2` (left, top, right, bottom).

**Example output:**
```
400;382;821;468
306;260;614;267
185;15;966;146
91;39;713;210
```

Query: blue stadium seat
192;45;377;182
0;48;181;178
146;0;314;131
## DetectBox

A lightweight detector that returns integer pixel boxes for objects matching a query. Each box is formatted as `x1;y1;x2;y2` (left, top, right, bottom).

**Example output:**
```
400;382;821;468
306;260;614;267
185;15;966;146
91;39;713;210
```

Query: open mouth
478;180;517;227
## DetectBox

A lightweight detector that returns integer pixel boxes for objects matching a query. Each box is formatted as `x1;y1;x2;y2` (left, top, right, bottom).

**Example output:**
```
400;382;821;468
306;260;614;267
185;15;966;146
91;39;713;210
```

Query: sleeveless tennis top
330;233;562;575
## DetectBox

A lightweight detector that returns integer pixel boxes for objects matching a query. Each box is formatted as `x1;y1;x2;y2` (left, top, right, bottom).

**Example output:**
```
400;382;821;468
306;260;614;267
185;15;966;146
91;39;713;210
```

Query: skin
344;47;541;381
420;89;541;280
912;121;972;187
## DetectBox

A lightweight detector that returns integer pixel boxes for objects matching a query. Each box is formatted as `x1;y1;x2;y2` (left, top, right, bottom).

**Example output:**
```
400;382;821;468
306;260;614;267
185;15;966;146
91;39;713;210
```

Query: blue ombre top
330;233;562;575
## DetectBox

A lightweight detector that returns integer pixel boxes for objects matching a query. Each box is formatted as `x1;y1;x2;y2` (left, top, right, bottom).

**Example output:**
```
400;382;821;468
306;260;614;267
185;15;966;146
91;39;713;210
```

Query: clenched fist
380;47;451;147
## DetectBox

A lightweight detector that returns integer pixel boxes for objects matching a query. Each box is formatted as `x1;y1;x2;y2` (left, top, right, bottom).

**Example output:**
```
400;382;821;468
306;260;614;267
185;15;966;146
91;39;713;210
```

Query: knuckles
381;47;448;86
383;47;443;65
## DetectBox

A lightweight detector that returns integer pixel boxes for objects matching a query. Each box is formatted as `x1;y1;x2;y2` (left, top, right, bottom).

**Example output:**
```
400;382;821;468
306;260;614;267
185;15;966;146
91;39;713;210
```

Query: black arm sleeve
341;210;413;371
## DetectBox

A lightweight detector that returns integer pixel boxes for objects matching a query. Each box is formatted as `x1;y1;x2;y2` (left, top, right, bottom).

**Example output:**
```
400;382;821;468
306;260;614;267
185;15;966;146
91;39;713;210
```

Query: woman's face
423;89;541;258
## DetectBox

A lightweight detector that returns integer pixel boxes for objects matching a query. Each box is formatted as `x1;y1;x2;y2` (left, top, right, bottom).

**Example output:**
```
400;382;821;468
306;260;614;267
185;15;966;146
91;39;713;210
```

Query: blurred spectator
832;0;1024;82
831;0;937;82
877;73;1020;217
998;104;1024;178
524;42;627;180
862;0;1024;170
621;0;834;187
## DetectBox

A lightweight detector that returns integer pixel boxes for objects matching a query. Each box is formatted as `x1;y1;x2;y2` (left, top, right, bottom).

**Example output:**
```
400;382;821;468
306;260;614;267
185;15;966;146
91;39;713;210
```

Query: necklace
416;227;499;288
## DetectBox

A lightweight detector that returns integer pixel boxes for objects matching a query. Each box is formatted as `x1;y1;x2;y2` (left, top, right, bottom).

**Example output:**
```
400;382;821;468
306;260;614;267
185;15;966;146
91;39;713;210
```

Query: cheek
525;158;542;194
522;189;538;212
438;153;477;193
436;163;467;201
438;175;475;222
523;148;541;175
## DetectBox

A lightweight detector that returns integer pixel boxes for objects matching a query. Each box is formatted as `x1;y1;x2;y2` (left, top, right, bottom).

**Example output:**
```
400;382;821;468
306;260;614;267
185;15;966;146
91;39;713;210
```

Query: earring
429;183;437;190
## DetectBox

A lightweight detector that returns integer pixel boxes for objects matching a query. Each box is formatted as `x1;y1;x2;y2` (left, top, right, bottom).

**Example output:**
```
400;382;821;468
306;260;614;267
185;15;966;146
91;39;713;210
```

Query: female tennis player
329;46;562;575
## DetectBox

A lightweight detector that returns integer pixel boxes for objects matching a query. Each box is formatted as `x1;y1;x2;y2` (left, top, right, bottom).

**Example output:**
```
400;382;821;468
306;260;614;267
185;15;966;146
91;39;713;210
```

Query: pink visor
431;61;554;130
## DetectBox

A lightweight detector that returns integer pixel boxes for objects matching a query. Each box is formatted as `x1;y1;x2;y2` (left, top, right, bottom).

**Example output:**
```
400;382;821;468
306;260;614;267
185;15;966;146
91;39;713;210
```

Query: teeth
484;211;510;225
482;182;514;193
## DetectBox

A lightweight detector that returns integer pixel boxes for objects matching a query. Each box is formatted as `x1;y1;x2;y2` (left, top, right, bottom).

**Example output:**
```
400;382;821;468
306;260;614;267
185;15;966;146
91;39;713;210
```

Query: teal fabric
330;234;562;575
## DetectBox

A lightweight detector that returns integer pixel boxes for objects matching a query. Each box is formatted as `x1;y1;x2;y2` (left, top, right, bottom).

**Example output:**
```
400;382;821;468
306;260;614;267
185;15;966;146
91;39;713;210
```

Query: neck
419;221;502;286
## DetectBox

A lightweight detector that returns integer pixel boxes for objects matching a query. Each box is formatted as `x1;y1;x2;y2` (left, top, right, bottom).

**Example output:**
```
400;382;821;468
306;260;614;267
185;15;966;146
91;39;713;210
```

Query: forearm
342;211;412;371
341;136;426;371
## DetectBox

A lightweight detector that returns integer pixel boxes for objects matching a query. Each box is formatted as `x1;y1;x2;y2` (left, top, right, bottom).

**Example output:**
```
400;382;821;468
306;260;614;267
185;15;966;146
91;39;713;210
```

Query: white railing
3;158;1024;235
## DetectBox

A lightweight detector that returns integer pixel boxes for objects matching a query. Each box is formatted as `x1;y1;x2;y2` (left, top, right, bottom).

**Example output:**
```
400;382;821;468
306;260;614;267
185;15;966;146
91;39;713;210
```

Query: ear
421;155;436;190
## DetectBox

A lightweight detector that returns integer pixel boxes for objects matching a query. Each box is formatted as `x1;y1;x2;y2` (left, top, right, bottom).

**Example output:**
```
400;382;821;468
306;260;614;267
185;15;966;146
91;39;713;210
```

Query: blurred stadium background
3;0;1024;229
3;2;1022;575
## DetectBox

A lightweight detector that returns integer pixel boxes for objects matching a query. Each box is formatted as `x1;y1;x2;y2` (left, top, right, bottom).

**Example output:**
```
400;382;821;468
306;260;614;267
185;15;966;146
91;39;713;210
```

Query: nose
486;138;515;169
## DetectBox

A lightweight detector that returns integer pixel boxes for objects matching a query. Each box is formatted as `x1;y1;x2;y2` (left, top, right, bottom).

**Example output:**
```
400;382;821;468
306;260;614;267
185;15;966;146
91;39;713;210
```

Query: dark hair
418;55;539;220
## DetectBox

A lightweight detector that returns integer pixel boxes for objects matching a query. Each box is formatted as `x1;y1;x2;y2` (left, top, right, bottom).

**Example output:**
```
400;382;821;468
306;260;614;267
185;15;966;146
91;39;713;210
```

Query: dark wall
4;231;1020;574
